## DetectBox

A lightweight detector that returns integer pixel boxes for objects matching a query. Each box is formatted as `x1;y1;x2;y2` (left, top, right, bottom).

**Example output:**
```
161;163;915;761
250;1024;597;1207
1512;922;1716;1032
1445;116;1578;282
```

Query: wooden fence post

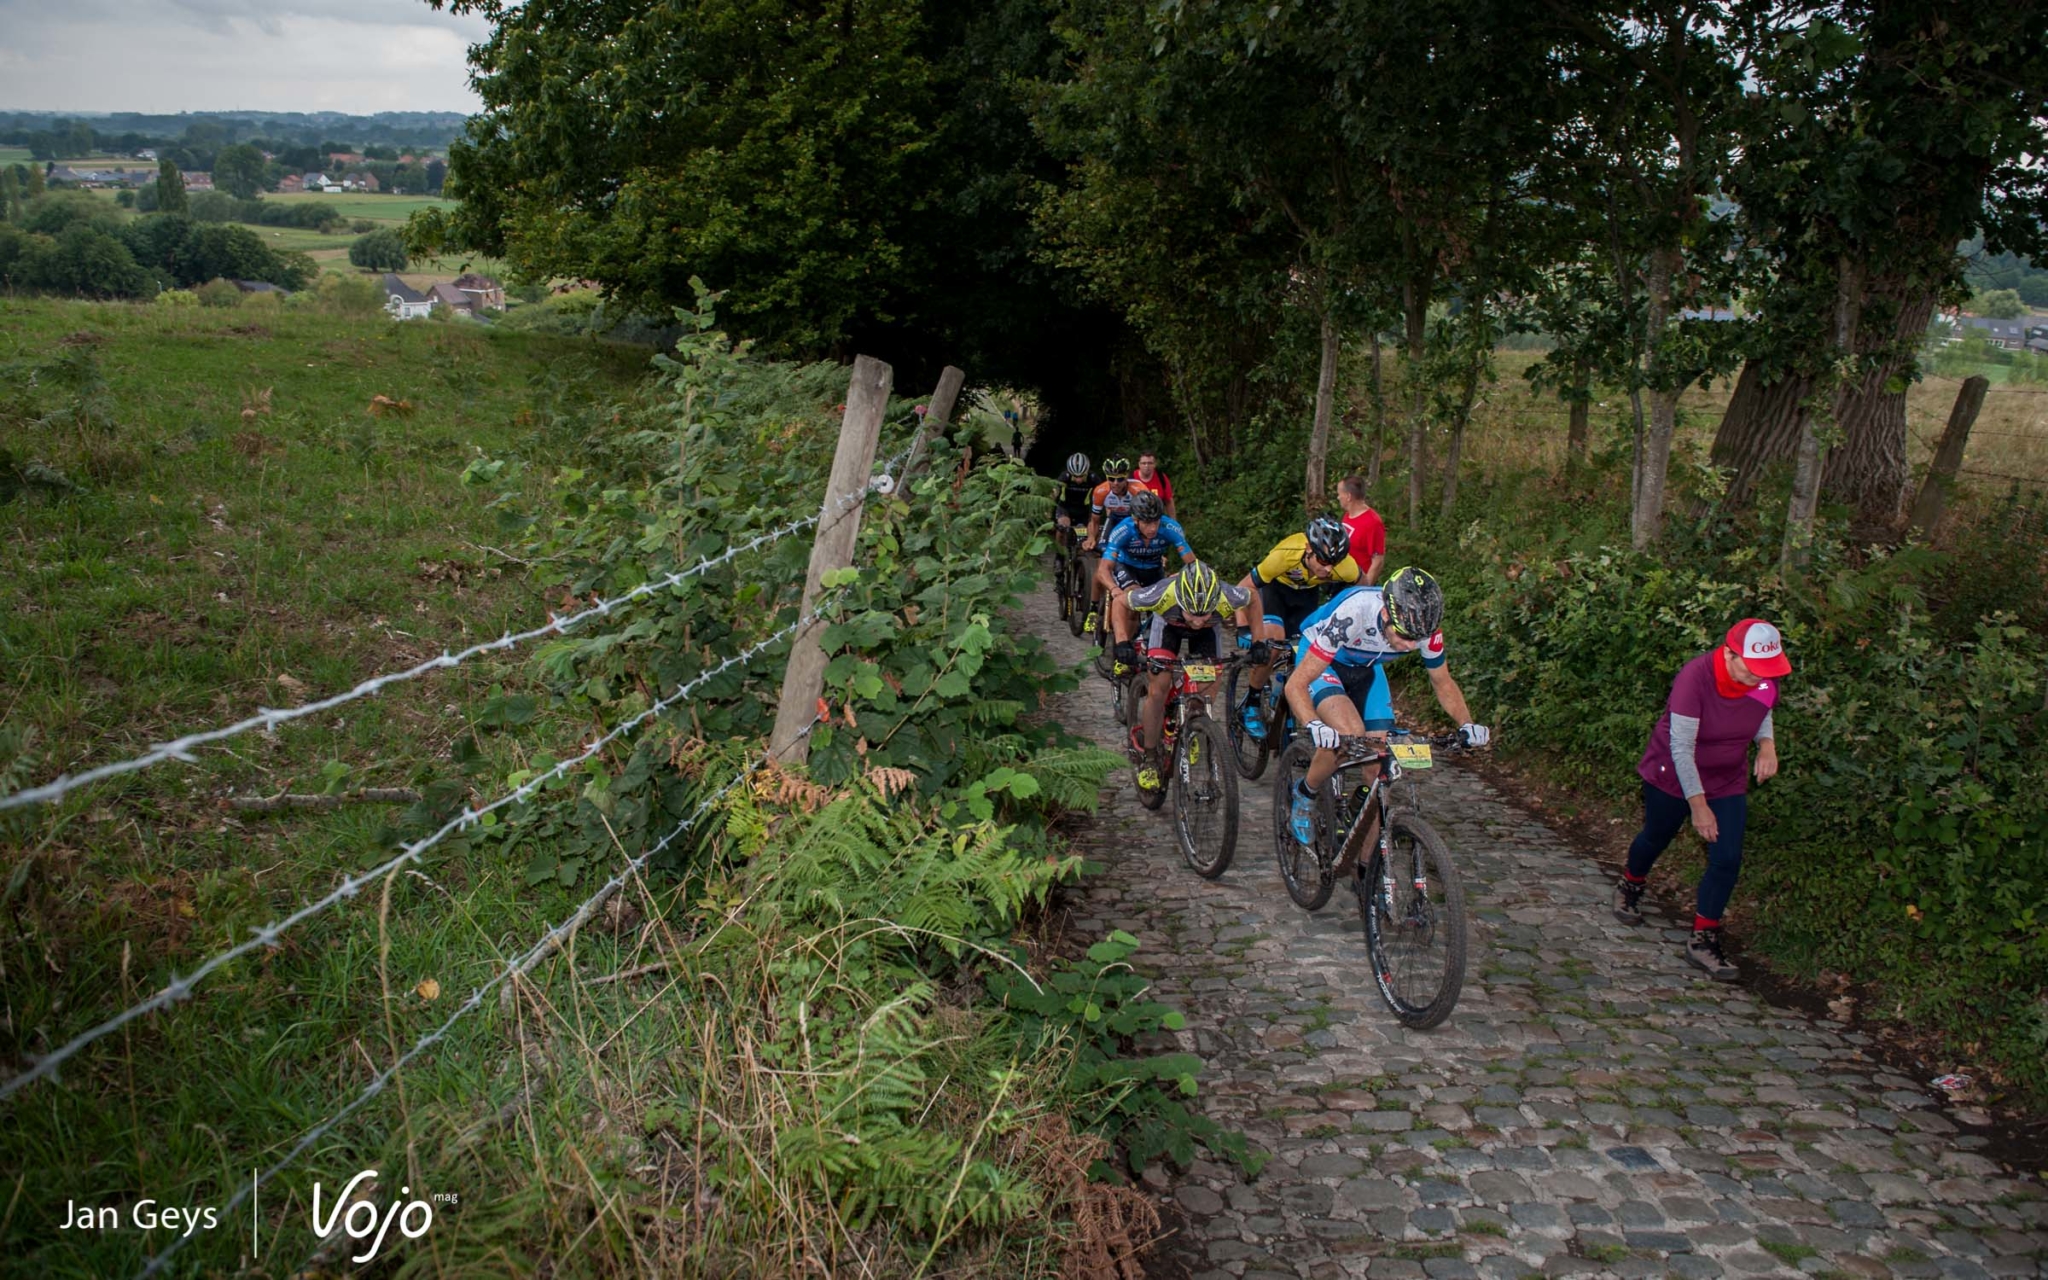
902;365;965;482
770;355;893;763
1905;375;1989;540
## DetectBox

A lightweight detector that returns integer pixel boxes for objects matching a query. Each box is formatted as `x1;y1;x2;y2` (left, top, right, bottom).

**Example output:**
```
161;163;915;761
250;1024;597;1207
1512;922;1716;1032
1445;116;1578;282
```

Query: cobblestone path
1024;576;2046;1280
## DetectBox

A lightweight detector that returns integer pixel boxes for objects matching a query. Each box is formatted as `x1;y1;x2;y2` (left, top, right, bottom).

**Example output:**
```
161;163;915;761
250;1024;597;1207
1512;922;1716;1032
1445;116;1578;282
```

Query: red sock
1623;872;1646;885
1694;914;1720;932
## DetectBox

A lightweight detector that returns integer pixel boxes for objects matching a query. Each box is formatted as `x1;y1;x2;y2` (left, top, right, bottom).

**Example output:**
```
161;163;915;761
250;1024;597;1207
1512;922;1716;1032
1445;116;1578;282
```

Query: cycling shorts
1145;619;1221;662
1296;643;1396;732
1113;561;1165;590
1256;579;1328;639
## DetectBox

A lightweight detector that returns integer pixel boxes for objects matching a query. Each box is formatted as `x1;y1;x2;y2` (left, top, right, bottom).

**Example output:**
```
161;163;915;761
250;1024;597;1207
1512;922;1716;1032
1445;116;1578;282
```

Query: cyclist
1097;490;1196;676
1124;560;1251;791
1053;452;1097;559
1081;457;1152;633
1233;516;1361;742
1281;567;1490;855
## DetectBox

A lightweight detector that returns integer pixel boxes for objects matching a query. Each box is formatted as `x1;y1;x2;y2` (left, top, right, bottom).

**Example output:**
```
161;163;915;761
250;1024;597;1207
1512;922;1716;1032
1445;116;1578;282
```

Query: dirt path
1024;572;2047;1280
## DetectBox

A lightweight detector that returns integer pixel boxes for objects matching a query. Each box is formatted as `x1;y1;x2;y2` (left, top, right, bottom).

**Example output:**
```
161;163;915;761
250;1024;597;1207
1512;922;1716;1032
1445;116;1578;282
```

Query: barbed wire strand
0;448;910;816
134;740;796;1279
0;612;818;1105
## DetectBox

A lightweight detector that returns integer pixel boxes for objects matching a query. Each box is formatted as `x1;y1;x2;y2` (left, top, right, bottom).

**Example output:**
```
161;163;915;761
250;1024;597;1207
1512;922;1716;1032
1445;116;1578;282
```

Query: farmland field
261;191;456;223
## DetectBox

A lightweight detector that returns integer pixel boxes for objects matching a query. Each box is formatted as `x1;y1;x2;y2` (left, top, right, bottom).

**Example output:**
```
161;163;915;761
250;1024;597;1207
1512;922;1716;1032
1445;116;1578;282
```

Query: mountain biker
1282;567;1490;858
1097;490;1196;677
1616;618;1790;982
1233;516;1361;742
1054;452;1097;558
1124;560;1251;791
1081;457;1153;634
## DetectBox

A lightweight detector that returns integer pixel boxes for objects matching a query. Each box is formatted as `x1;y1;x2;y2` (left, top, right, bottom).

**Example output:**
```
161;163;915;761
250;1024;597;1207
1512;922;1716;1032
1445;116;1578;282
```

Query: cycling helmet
1130;490;1165;521
1382;565;1444;639
1178;561;1227;615
1103;456;1132;480
1305;516;1348;566
1065;452;1092;481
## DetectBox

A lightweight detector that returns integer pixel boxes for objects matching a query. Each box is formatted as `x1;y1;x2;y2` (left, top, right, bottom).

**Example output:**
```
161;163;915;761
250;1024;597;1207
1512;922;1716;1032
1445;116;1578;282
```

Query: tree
425;158;446;194
349;228;409;272
155;159;187;216
212;144;266;200
1970;288;2026;320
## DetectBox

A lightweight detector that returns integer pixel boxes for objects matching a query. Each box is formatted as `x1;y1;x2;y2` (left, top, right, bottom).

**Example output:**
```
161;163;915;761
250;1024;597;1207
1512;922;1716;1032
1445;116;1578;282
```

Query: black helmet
1065;452;1091;481
1131;490;1165;521
1305;516;1348;566
1383;566;1444;640
1103;455;1132;480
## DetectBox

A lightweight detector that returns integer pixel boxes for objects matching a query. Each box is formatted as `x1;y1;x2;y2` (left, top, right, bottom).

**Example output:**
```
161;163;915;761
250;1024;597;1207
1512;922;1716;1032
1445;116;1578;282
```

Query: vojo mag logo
311;1170;447;1264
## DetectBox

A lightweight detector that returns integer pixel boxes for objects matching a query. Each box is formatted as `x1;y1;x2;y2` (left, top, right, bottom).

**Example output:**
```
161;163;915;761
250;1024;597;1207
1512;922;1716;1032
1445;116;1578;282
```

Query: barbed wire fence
0;373;932;1272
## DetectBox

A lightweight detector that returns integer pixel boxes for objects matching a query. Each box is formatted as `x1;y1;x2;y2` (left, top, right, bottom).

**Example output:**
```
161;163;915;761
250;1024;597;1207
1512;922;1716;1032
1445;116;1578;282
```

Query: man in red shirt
1135;451;1176;519
1337;475;1385;585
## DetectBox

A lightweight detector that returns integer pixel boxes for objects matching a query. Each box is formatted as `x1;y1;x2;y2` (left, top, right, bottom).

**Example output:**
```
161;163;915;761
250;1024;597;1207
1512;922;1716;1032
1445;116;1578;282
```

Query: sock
1694;914;1720;932
1622;872;1646;885
1295;781;1314;803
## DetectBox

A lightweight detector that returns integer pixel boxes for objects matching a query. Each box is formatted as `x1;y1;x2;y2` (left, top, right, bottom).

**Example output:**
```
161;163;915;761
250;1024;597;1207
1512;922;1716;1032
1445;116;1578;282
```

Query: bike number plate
1391;743;1433;769
1183;663;1219;683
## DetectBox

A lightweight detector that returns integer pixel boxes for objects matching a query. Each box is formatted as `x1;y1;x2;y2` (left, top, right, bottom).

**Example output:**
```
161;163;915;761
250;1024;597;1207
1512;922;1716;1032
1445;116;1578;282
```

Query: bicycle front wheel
1359;811;1467;1029
1065;557;1088;637
1222;661;1270;781
1174;715;1238;877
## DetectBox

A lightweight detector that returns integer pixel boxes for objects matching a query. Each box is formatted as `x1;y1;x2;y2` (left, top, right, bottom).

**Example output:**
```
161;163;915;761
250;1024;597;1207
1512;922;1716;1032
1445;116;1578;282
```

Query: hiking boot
1687;927;1738;981
1289;781;1317;845
1612;877;1646;925
1240;698;1267;742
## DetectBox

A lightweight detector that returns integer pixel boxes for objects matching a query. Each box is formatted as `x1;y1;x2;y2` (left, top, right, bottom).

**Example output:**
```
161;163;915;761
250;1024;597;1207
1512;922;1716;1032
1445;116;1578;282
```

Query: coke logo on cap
1750;636;1781;655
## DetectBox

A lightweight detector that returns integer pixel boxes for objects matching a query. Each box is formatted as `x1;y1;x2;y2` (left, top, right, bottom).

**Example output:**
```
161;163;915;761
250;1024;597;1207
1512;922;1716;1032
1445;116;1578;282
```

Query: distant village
46;148;436;195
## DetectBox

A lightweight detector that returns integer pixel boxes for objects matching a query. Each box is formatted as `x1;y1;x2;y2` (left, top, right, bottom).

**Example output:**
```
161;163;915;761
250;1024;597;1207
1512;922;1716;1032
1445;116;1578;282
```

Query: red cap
1725;618;1790;677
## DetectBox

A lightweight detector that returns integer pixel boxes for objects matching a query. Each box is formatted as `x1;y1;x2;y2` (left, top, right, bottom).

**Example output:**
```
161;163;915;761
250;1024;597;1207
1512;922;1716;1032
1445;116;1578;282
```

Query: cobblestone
1018;581;2044;1280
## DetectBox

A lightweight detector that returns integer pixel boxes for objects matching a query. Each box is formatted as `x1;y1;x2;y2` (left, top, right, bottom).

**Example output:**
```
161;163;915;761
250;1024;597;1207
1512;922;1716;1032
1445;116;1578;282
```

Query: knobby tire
1174;714;1237;877
1359;811;1467;1029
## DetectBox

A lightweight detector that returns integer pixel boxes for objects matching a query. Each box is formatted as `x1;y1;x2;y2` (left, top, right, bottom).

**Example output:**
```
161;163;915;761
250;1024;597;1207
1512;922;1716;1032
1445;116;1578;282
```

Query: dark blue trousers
1625;781;1748;923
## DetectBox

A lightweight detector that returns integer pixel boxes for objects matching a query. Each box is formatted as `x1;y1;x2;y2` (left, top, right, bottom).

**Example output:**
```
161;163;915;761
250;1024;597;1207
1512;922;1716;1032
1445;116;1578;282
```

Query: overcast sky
0;0;492;115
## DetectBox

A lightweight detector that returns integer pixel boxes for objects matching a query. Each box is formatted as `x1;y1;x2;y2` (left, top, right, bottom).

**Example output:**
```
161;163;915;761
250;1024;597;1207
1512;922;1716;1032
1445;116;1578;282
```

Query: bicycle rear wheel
1359;811;1467;1029
1174;715;1238;877
1065;557;1088;636
1092;610;1115;680
1270;742;1336;910
1222;661;1271;781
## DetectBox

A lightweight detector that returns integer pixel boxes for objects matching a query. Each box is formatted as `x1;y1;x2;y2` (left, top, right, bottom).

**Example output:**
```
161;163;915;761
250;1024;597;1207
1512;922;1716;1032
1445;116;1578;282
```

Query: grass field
0;146;34;166
262;191;457;224
0;296;660;1273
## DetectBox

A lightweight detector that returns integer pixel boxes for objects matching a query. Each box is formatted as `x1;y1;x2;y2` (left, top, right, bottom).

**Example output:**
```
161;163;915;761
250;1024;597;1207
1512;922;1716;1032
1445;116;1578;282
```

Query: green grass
1762;1241;1821;1265
1580;1243;1629;1263
0;145;35;166
0;295;655;1275
262;191;457;224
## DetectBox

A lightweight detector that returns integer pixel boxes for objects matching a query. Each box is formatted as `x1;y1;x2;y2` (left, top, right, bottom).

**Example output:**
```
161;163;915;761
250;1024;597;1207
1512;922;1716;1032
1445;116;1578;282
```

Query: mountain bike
1121;653;1241;876
1271;729;1468;1028
1053;515;1090;637
1222;639;1296;780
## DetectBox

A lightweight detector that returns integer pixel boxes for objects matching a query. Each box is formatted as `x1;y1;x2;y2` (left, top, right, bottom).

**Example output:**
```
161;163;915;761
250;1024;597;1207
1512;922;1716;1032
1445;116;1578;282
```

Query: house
135;148;156;161
328;152;365;167
382;274;435;321
233;280;290;295
1681;307;1739;322
341;171;381;193
183;171;214;191
45;166;87;186
451;272;506;312
1955;314;2047;350
428;282;477;317
276;174;303;193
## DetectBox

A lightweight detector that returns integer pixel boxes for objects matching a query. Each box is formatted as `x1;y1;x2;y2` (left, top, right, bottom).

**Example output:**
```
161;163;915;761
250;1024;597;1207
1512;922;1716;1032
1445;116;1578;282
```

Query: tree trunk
1306;310;1339;513
1438;351;1482;520
1709;362;1810;507
1905;375;1989;540
1784;258;1863;571
1366;332;1386;490
1631;247;1682;550
1821;286;1938;528
1404;275;1429;526
1566;391;1589;480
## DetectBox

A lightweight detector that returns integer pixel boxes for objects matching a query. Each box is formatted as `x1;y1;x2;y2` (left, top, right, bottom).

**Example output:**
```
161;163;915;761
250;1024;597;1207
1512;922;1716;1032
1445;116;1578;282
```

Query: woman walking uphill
1614;619;1791;981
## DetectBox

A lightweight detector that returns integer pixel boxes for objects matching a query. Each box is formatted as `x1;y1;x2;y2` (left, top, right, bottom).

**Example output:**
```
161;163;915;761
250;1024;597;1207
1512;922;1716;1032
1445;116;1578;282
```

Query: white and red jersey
1298;586;1446;670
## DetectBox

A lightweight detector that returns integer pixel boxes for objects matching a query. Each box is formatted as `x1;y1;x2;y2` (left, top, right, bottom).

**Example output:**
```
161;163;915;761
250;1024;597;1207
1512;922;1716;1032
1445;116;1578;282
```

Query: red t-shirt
1637;650;1779;800
1343;508;1386;571
1134;468;1174;511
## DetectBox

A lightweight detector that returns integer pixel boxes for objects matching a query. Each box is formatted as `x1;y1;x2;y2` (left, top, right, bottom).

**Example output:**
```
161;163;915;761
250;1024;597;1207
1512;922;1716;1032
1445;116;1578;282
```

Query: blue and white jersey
1298;585;1447;670
1101;514;1194;570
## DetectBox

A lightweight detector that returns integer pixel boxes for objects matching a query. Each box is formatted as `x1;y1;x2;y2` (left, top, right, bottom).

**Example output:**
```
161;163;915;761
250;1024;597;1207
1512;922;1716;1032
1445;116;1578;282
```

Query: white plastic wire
0;614;815;1104
134;748;780;1278
1;442;911;815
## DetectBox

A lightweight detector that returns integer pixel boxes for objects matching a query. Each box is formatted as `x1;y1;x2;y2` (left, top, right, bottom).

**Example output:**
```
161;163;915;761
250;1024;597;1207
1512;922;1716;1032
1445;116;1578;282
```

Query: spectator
1134;451;1176;519
1337;475;1386;585
1615;619;1791;981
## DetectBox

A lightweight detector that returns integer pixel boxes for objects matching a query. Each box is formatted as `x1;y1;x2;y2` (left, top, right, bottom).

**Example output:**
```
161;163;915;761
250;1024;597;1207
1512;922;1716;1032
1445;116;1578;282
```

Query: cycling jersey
1252;533;1361;592
1089;478;1155;534
1298;585;1446;670
1056;475;1098;518
1128;572;1251;658
1102;513;1193;574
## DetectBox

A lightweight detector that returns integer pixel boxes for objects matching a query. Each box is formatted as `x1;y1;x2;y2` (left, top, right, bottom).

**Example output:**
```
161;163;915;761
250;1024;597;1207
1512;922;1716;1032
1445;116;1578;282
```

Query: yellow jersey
1254;533;1361;591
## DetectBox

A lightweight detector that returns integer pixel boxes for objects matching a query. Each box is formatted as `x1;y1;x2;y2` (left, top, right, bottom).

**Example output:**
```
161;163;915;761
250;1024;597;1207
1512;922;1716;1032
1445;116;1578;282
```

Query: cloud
0;0;493;113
